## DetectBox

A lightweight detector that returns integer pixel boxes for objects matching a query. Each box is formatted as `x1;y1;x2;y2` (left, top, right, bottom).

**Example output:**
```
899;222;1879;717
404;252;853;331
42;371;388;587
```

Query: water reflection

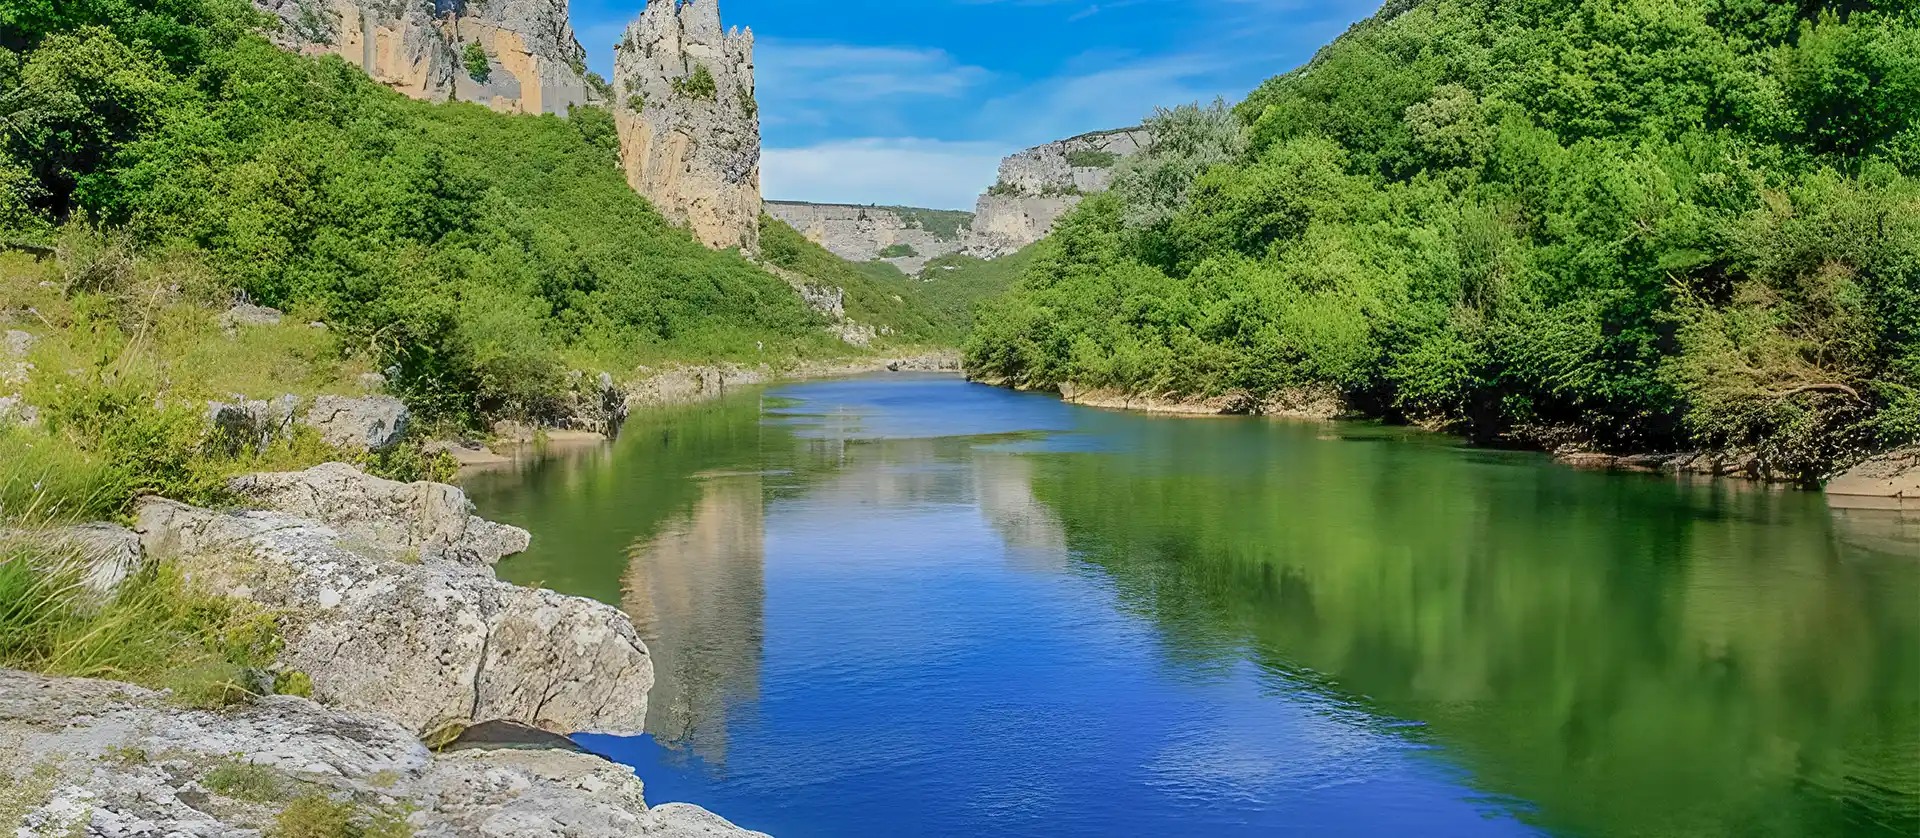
623;472;766;764
471;375;1919;838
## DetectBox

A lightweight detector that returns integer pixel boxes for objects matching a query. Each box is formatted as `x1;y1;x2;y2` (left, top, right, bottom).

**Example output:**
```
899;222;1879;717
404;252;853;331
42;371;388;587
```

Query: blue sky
568;0;1384;209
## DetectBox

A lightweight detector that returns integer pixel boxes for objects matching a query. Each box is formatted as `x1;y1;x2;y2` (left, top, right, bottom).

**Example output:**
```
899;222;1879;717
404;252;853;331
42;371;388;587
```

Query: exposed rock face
207;394;302;453
558;370;631;436
763;202;973;274
134;482;651;737
253;0;600;115
1827;447;1920;498
229;462;531;568
306;394;411;451
0;669;770;838
3;329;34;358
219;302;284;334
963;128;1146;257
612;0;761;251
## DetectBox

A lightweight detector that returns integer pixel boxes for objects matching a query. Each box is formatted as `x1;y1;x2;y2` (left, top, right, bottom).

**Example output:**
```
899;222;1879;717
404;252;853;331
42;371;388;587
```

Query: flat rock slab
0;669;770;838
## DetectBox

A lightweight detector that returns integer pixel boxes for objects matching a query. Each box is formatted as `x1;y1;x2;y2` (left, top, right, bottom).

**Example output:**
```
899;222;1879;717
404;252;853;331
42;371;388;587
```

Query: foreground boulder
1827;447;1920;499
0;669;770;838
229;462;530;568
135;489;650;737
305;394;411;451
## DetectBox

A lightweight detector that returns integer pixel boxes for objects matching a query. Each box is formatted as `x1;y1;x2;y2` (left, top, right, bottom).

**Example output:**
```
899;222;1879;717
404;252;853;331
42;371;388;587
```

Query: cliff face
963;128;1146;257
763;201;973;274
612;0;762;252
253;0;600;115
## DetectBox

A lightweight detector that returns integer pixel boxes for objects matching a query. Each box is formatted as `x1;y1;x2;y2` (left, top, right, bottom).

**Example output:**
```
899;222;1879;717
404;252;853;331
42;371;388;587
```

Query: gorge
0;0;1916;835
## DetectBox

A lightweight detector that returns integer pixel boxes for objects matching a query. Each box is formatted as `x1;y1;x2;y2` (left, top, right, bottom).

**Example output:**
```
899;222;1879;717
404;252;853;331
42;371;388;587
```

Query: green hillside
0;0;945;433
965;0;1918;481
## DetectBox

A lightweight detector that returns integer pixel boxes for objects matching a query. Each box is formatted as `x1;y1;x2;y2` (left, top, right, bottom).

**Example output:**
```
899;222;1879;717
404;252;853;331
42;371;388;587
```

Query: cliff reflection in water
622;471;766;764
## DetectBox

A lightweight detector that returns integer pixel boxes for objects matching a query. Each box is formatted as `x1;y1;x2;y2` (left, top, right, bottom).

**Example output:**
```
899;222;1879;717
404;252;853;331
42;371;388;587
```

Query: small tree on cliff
463;42;490;83
672;64;716;100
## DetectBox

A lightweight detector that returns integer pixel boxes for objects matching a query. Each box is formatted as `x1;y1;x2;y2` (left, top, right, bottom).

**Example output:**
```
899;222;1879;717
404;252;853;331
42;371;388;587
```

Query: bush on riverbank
965;0;1920;480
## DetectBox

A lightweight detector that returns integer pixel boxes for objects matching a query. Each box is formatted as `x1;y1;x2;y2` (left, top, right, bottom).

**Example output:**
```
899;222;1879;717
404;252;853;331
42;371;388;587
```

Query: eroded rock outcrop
134;469;651;737
963;128;1146;257
254;0;601;115
0;669;770;837
306;394;411;451
763;202;972;274
612;0;761;251
229;462;530;568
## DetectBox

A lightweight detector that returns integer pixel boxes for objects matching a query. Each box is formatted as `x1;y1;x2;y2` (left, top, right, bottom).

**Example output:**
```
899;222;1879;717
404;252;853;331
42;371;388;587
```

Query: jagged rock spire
611;0;762;252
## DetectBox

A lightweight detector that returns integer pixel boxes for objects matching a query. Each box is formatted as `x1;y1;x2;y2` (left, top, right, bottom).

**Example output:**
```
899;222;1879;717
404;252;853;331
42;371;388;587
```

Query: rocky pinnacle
612;0;763;252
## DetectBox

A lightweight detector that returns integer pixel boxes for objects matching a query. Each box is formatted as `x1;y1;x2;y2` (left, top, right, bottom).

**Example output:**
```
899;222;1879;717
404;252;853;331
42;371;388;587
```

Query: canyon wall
612;0;763;252
962;127;1146;257
253;0;600;115
763;201;973;274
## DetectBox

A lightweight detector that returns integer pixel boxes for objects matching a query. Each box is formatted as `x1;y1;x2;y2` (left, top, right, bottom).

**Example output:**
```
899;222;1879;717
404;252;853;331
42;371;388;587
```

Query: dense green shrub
0;7;873;430
461;42;488;82
878;243;918;259
967;0;1920;480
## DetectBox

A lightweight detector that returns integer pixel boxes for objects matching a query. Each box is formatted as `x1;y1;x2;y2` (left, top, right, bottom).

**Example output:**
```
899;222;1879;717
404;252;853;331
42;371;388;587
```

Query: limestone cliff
612;0;762;252
763;201;973;274
253;0;602;115
963;127;1146;257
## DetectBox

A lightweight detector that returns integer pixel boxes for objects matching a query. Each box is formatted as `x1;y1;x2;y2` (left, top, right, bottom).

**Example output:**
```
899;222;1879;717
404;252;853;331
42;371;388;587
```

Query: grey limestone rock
0;669;769;838
133;495;651;737
306;394;410;451
220;303;285;333
962;127;1148;257
3;328;34;358
762;202;971;274
0;394;37;427
228;462;529;568
612;0;761;251
252;0;599;116
207;394;302;453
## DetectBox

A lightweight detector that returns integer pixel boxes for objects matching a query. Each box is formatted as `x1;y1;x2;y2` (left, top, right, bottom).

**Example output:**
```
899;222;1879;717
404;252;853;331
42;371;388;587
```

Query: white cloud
757;42;992;104
968;51;1242;146
762;139;1009;210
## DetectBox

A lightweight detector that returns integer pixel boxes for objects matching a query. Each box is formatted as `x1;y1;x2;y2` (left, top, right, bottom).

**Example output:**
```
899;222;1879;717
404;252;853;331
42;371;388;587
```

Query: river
464;373;1919;838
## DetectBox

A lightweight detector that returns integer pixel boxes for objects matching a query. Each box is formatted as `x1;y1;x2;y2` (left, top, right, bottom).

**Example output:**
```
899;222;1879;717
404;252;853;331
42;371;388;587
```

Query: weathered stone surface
253;0;601;115
0;523;147;604
133;497;651;737
1828;446;1920;498
220;303;284;333
0;669;770;838
3;329;34;358
557;370;631;436
963;128;1146;257
0;394;37;427
357;371;388;392
306;394;410;451
229;462;529;568
207;394;302;453
613;0;760;251
763;202;972;274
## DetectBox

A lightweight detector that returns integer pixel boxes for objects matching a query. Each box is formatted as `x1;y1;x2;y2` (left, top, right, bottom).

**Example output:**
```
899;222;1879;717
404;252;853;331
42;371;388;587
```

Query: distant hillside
763;201;974;274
